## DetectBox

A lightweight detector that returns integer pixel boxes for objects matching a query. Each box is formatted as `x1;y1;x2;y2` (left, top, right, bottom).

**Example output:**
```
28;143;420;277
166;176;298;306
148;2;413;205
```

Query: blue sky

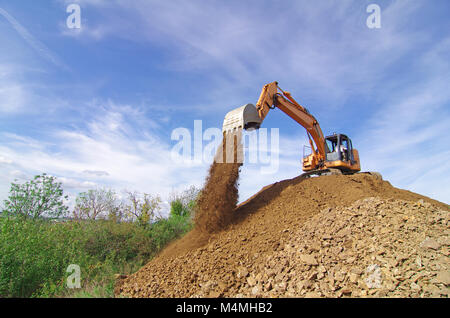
0;0;449;209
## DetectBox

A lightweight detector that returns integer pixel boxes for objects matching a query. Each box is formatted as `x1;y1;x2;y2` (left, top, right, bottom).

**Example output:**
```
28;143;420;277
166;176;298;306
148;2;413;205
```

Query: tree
2;174;69;219
73;188;120;220
124;191;162;227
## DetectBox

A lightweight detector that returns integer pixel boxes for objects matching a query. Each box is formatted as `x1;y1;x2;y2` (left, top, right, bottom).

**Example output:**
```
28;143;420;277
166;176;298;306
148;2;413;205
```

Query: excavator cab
324;134;360;173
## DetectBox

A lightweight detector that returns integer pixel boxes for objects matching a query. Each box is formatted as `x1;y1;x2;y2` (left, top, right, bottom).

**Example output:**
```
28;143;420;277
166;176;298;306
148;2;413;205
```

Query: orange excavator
222;81;378;178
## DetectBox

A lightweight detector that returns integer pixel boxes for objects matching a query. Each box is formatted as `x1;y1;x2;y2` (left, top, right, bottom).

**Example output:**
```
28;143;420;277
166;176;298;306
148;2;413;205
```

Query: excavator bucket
222;103;262;134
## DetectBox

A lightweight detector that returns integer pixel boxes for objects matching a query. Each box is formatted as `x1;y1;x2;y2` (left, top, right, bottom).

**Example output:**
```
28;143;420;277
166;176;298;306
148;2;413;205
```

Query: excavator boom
255;82;326;161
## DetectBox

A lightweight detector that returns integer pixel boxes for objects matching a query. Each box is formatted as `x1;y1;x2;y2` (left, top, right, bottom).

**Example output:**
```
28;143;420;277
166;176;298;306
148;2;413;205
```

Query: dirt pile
115;173;448;298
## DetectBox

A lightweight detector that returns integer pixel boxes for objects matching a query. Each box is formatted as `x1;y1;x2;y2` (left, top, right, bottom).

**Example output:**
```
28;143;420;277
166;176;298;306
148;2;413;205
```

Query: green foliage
79;220;155;262
0;217;86;297
2;174;69;219
150;214;193;250
0;178;197;298
170;199;186;217
169;186;199;218
0;214;193;298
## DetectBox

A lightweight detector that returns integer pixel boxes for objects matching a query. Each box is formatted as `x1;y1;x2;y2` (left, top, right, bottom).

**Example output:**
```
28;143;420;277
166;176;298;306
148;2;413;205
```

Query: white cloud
0;96;309;208
82;170;109;177
0;156;13;164
0;100;209;204
0;63;71;115
57;177;97;190
9;170;28;180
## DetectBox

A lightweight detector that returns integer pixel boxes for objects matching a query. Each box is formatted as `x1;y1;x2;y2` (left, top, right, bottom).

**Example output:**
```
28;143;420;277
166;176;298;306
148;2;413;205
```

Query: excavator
222;81;380;178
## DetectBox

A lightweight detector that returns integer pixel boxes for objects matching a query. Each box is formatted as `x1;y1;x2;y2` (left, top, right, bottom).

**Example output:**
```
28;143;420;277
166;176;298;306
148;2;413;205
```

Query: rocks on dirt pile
228;197;449;298
115;174;449;298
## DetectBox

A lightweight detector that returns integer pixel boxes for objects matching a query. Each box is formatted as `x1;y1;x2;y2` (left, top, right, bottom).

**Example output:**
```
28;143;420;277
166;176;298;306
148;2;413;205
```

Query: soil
115;169;449;297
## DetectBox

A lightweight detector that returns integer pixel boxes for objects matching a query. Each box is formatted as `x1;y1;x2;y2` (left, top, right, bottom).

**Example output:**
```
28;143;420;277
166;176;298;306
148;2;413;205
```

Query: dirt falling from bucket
194;130;243;233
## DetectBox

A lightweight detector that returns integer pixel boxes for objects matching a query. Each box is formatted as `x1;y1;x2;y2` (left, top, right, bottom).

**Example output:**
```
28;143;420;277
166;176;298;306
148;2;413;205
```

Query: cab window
326;139;337;153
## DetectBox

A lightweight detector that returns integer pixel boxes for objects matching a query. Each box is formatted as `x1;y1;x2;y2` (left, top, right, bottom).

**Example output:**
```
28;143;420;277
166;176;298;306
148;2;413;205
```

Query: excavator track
300;169;383;180
300;168;343;178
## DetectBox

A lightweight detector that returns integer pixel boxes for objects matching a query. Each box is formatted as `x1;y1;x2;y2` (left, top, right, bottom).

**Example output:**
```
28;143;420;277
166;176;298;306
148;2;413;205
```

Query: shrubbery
0;217;87;297
0;175;198;298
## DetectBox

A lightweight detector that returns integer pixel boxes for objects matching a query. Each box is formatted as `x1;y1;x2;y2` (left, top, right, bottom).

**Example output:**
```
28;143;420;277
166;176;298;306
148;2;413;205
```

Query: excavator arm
255;82;327;163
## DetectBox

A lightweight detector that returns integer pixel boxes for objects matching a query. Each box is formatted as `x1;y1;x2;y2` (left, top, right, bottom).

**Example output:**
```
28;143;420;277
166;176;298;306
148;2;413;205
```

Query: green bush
0;217;87;297
150;214;193;250
0;176;198;298
170;199;186;217
0;213;193;298
79;220;155;262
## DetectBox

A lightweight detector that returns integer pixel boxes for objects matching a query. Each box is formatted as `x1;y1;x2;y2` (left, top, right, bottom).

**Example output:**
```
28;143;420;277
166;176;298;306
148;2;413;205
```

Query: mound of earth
115;174;449;298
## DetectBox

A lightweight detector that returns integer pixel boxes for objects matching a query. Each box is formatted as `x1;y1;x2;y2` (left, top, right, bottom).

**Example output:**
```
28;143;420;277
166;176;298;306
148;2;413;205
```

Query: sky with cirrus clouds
0;0;449;210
